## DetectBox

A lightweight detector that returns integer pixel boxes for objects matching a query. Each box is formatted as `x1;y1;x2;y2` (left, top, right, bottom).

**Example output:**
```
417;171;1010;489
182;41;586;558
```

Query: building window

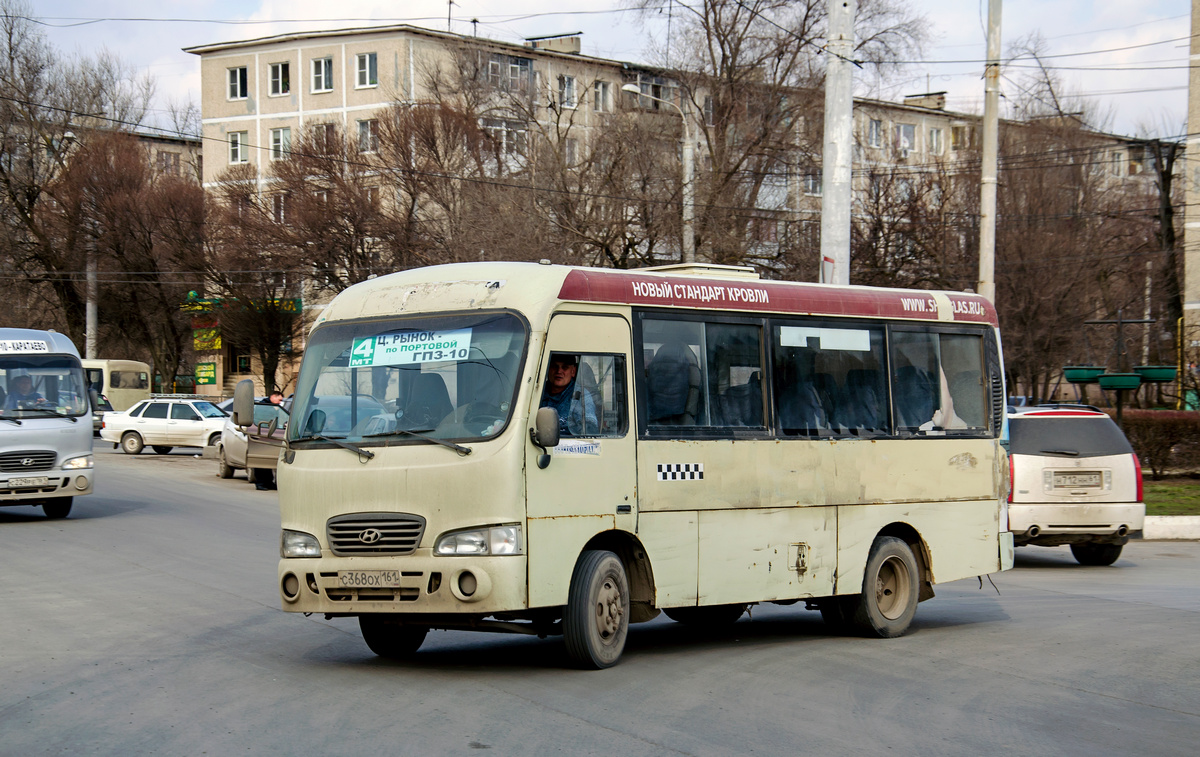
227;67;248;100
1111;152;1124;176
895;123;916;154
356;53;378;88
236;354;252;374
704;95;715;126
156;151;180;175
593;80;611;112
487;54;532;92
929;127;943;156
365;186;380;207
269;127;291;160
558;75;576;108
272;194;287;224
564;137;578;166
312;57;333;92
228;131;248;164
804;170;822;196
314;123;337;153
357;119;379;152
269;62;290;96
868;118;883;148
951;124;975;150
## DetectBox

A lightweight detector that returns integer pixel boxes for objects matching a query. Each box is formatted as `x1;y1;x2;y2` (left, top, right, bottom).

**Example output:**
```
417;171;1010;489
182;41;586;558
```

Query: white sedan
99;398;228;454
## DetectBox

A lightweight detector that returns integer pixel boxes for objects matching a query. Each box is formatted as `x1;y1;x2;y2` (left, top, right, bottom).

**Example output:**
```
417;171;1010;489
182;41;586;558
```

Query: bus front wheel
851;536;920;638
42;498;72;519
563;549;630;669
358;615;428;659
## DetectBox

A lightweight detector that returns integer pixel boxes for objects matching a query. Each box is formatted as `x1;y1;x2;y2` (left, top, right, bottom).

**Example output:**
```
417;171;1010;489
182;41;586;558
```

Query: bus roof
316;262;998;328
0;328;82;358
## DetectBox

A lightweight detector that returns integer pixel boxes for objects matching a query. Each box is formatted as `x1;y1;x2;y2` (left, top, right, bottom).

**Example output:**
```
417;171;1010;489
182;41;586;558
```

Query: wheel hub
594;578;623;641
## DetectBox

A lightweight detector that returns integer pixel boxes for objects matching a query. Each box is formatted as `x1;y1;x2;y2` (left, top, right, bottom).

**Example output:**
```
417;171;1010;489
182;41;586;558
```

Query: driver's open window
543;353;627;438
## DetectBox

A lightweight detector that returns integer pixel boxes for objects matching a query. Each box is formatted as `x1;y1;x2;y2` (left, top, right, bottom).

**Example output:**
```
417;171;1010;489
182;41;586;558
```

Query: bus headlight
62;455;93;470
435;525;522;556
280;529;321;558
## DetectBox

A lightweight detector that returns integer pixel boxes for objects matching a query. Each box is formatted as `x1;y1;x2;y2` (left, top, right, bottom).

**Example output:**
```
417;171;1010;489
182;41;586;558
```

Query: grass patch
1143;475;1200;516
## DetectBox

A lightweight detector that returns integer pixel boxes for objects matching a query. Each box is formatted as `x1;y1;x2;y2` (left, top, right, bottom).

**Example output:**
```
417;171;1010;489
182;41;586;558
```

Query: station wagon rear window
1008;415;1133;458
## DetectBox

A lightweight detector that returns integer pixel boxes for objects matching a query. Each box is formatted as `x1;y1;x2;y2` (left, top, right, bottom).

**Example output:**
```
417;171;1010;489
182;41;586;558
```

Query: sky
24;0;1191;138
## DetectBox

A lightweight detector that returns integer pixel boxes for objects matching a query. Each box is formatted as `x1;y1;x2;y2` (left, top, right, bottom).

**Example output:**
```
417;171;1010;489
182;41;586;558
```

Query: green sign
195;362;217;385
349;337;376;367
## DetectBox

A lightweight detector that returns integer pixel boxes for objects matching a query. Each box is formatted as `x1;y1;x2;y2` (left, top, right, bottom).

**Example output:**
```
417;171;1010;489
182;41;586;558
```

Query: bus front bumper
1;471;92;502
277;552;528;616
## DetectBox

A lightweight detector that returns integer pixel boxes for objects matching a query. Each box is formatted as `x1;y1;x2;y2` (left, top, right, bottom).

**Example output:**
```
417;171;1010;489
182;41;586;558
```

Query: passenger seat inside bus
836;369;885;433
646;340;701;425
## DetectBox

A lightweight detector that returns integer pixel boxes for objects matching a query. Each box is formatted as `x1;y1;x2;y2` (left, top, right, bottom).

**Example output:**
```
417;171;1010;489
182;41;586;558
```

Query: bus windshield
0;355;89;417
288;312;526;446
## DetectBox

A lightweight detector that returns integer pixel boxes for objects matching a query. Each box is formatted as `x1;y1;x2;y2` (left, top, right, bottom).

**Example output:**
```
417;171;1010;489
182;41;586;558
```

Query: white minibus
82;359;151;411
269;262;1014;667
1;328;94;518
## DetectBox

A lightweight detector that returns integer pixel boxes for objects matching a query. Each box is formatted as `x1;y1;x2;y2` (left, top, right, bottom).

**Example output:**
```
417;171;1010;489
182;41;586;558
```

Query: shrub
1114;410;1200;479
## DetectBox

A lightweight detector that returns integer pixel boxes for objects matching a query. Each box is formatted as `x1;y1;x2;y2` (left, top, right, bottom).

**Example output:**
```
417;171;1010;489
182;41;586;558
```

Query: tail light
1007;454;1014;503
1133;453;1143;503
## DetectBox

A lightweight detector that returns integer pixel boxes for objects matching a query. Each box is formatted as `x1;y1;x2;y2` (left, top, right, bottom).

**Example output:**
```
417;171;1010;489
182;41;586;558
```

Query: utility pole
977;0;1002;304
819;0;855;285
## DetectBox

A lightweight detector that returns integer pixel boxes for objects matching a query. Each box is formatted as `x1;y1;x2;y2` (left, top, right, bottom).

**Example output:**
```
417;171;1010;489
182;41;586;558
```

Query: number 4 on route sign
349;337;376;366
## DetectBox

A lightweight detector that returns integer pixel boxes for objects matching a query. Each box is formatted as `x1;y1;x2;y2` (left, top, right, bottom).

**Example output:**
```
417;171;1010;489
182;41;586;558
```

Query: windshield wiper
1040;448;1079;456
0;416;21;425
363;429;472;456
292;433;375;460
15;408;77;422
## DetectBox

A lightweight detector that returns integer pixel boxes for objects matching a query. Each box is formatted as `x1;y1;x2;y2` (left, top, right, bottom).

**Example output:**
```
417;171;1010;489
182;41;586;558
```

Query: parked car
91;394;113;435
1007;405;1144;565
99;398;228;454
217;402;289;482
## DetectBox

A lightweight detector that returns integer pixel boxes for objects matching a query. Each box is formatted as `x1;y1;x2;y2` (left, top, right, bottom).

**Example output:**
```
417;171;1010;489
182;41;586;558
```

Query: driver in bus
540;354;598;437
4;373;47;410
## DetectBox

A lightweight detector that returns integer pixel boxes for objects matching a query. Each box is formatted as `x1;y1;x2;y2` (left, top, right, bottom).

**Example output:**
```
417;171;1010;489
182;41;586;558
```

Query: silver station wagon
1007;406;1144;565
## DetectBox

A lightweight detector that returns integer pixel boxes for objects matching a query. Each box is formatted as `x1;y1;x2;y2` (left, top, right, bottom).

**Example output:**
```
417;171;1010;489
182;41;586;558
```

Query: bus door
526;313;636;608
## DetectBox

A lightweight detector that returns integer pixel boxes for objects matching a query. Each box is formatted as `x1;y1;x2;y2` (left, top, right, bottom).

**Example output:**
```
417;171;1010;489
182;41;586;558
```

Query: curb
1143;516;1200;540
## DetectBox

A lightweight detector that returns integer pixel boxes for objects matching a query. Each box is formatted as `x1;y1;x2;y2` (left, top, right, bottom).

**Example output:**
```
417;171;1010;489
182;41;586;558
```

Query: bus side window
890;330;985;433
643;320;704;426
574;355;627;437
706;323;764;427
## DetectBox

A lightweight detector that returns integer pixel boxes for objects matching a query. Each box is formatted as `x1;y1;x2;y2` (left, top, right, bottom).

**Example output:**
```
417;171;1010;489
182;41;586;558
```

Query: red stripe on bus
557;269;998;325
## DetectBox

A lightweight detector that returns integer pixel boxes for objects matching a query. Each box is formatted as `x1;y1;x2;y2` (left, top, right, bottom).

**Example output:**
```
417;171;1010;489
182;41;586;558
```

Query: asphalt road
2;445;1198;756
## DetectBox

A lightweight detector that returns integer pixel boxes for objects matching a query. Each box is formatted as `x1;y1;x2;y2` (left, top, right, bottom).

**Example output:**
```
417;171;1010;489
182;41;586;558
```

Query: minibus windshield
0;356;89;417
288;312;526;446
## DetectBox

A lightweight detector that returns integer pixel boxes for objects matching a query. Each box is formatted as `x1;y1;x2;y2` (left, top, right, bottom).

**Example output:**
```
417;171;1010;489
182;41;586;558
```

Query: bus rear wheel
850;536;920;638
663;604;747;626
1070;543;1123;566
563;549;629;669
42;498;72;519
358;615;428;659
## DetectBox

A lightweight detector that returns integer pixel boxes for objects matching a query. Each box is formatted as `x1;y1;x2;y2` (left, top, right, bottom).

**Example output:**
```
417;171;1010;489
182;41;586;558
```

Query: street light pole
622;83;695;263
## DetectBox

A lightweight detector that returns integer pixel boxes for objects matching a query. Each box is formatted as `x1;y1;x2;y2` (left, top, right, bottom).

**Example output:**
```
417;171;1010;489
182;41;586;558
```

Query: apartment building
185;23;1161;393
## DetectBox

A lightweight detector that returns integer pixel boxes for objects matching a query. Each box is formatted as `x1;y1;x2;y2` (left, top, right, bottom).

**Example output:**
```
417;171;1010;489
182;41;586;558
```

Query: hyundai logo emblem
21;458;34;467
359;528;383;544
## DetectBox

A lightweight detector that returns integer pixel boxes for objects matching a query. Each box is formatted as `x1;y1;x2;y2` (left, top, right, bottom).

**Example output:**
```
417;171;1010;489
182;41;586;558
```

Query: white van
0;329;94;518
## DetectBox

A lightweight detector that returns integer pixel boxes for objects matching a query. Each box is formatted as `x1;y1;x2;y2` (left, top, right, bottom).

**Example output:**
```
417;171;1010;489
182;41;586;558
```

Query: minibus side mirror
232;379;255;427
530;407;560;469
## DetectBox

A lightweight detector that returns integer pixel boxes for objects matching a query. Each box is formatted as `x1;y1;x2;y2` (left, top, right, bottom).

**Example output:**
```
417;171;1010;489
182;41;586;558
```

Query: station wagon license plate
338;570;401;588
7;477;49;487
1053;471;1101;488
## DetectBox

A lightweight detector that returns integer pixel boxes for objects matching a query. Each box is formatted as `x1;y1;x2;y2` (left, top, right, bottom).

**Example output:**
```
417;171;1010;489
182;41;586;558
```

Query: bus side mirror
232;379;255;427
530;407;560;469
